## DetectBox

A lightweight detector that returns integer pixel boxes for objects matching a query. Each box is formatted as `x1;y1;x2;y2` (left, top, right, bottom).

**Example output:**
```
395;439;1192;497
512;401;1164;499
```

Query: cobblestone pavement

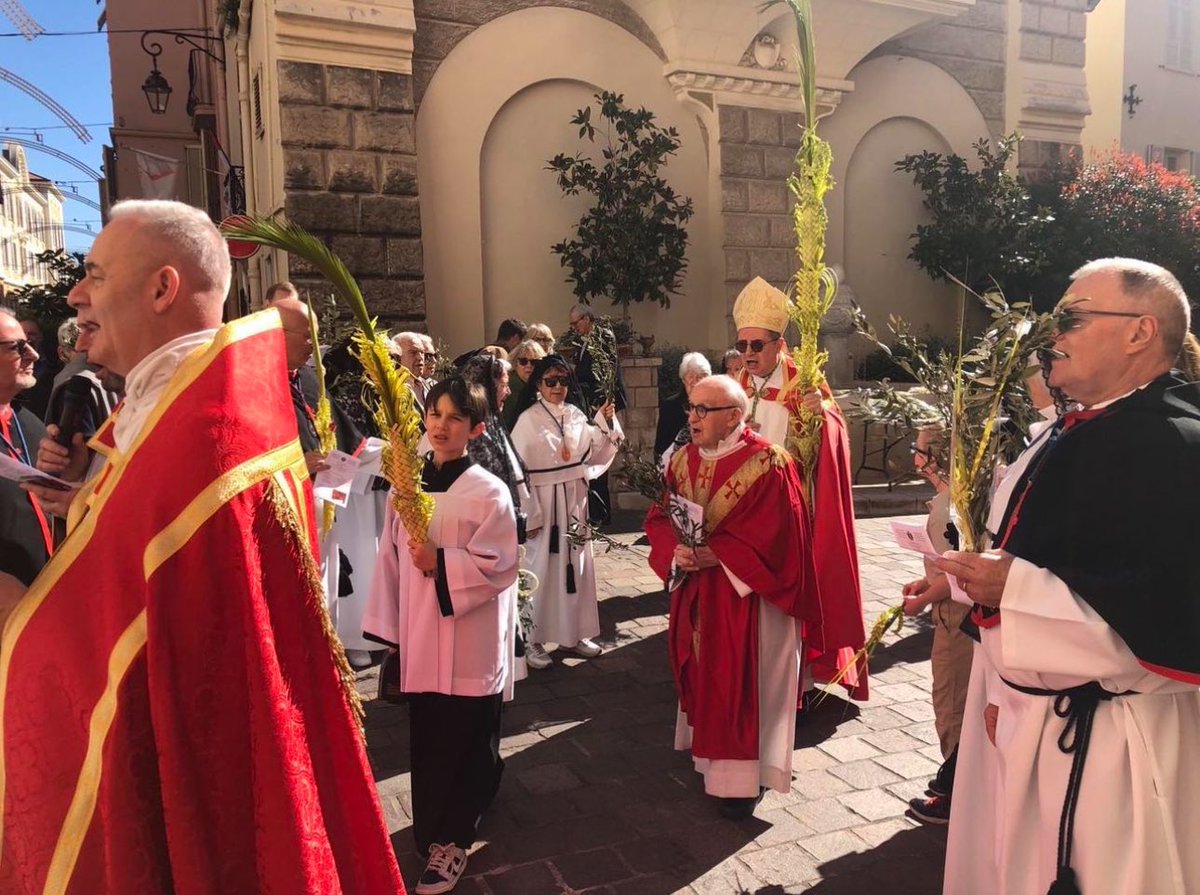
358;514;949;894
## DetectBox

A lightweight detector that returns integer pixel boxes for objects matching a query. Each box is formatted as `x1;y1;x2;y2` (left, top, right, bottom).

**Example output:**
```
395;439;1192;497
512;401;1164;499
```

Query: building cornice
664;60;853;114
274;0;415;74
866;0;977;15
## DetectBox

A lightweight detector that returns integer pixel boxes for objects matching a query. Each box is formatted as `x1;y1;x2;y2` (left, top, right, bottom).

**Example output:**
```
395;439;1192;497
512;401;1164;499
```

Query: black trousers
408;692;505;855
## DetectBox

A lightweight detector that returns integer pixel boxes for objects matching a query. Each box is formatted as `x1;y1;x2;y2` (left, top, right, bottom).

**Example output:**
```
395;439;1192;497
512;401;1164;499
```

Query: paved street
357;515;948;895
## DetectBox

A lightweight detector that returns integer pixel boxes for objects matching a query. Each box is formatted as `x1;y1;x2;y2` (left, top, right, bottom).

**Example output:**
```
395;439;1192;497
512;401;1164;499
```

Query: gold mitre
733;276;791;333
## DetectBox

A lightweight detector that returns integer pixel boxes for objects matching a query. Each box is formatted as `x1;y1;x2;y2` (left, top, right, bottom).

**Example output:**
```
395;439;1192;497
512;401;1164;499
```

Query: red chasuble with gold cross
0;314;404;895
645;429;821;760
735;359;868;700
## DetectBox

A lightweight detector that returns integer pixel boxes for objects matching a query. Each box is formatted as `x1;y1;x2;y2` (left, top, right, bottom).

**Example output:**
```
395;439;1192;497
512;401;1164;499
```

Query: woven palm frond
222;216;434;540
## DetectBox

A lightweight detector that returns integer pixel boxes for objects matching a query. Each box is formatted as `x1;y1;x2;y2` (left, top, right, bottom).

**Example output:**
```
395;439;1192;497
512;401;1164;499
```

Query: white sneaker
525;642;553;670
415;843;467;894
566;638;602;659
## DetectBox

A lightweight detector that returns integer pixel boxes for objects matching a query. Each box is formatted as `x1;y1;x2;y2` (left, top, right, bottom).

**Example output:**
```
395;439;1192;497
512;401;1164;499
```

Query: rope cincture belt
1001;679;1138;895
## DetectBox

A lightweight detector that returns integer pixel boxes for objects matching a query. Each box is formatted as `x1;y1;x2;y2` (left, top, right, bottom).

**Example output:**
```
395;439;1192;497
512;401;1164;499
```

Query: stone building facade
222;0;1104;379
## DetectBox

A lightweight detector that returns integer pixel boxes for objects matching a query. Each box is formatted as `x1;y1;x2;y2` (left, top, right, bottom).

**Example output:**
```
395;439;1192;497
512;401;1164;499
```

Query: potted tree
546;91;695;330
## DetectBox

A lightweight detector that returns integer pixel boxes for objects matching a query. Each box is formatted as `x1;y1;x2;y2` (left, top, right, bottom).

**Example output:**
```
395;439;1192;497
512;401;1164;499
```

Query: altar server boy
364;377;519;895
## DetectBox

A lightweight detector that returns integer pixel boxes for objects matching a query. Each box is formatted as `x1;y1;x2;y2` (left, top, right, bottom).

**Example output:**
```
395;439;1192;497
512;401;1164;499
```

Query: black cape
1001;372;1200;683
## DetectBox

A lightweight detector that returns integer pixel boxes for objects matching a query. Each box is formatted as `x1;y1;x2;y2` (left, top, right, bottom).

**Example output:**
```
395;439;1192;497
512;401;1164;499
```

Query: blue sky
1;1;113;253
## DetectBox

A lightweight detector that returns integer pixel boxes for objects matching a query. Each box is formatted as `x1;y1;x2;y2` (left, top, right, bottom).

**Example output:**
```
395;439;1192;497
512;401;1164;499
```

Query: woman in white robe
510;355;622;662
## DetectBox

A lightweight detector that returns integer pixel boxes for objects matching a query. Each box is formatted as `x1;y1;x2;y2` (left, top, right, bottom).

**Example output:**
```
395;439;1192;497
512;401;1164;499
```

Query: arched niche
821;55;989;342
417;6;718;353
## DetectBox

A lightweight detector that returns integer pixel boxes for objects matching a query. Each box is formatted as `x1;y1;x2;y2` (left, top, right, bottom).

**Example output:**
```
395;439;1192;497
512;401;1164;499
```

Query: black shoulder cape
1002;372;1200;683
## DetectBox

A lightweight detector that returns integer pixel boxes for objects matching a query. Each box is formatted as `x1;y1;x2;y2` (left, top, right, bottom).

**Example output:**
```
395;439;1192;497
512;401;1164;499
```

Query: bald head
687;375;748;449
272;296;314;371
1070;258;1191;361
68;200;233;375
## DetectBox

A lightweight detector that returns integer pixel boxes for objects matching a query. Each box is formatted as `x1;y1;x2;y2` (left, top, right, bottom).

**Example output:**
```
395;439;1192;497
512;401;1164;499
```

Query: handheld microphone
54;376;93;447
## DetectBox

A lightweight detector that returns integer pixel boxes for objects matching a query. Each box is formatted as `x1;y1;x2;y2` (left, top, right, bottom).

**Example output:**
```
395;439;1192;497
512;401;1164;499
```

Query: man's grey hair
392;331;422;350
679;351;712;380
108;200;232;297
568;303;595;322
1071;257;1191;358
693;374;749;417
57;317;81;349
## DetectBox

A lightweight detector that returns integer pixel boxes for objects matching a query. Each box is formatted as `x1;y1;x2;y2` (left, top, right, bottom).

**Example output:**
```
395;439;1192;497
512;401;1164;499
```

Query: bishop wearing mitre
730;276;867;703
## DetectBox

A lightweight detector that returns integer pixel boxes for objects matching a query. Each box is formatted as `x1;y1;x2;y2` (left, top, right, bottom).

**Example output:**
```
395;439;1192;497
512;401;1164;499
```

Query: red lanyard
0;408;54;556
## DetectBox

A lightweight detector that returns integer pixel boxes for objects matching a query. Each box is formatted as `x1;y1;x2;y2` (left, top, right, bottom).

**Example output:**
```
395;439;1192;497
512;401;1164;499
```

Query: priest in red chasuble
0;201;404;895
645;375;821;820
730;276;868;702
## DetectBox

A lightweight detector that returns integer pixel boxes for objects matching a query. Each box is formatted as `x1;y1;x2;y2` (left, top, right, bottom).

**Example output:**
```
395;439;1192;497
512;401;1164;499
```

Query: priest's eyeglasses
1055;308;1144;332
0;339;34;357
686;402;739;419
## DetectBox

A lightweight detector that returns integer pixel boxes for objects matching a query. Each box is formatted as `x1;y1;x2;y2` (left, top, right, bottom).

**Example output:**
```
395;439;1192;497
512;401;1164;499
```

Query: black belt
1001;679;1137;895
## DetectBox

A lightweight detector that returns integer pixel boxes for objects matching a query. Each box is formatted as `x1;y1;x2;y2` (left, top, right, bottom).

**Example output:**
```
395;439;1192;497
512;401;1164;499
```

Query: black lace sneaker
415;843;467;894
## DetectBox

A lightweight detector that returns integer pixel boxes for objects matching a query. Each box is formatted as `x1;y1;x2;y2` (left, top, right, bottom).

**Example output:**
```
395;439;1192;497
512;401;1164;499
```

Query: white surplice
745;359;790;448
362;465;519;699
945;416;1200;895
671;426;800;798
510;398;622;647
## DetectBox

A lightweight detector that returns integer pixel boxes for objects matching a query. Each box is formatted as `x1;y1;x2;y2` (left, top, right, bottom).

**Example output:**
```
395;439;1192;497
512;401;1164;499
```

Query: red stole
734;362;869;700
0;314;403;895
0;406;52;557
645;429;819;760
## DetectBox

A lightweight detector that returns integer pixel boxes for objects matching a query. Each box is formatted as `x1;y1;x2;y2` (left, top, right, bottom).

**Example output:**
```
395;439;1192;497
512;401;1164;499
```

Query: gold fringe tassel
265;477;366;736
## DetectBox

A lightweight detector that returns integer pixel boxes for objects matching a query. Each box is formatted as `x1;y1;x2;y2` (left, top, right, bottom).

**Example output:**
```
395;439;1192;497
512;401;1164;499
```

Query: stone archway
821;54;990;343
416;6;716;353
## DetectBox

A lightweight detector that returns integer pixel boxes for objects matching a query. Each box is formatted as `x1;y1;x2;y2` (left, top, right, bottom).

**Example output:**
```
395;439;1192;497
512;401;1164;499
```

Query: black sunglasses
542;376;568;388
735;338;774;353
0;339;34;357
515;357;536;366
1056;308;1144;332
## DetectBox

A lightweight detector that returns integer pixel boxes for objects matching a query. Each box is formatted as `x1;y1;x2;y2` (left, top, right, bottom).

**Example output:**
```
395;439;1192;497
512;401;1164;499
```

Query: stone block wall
1020;0;1088;68
877;0;1008;139
277;60;426;328
719;104;803;319
612;355;661;511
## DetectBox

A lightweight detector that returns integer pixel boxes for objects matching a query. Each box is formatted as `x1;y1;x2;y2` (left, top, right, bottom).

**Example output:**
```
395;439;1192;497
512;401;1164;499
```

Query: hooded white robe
510;398;623;647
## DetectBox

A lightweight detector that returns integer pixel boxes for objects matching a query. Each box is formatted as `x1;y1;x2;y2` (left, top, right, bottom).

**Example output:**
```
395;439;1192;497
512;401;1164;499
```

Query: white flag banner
133;149;181;200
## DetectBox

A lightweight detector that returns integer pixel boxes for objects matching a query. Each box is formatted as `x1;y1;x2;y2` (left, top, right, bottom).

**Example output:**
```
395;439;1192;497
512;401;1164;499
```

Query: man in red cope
730;276;867;705
0;200;404;895
646;375;821;820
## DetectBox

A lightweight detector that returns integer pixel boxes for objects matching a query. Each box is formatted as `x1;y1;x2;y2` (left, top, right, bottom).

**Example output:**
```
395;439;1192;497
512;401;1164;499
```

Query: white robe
946;421;1200;895
745;360;791;449
362;465;519;700
322;488;388;653
510;398;623;646
671;426;800;798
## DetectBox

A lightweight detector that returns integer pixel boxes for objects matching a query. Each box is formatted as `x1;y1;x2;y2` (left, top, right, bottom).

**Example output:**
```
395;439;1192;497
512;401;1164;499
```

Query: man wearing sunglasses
730;276;868;709
937;258;1200;895
0;310;51;589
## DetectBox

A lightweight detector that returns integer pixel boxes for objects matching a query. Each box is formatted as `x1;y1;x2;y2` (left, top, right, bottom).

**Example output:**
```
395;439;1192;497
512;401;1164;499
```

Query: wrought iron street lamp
139;30;225;116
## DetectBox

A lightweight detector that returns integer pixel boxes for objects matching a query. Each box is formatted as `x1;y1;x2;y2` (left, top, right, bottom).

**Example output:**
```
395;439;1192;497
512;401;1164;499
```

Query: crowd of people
0;199;1197;895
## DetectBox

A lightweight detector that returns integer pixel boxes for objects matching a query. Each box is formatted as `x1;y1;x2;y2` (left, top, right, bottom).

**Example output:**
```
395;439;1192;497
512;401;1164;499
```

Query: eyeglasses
515;357;536;366
542;376;568;388
1055;308;1145;332
686;403;739;419
423;351;438;360
0;339;34;357
735;339;774;353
